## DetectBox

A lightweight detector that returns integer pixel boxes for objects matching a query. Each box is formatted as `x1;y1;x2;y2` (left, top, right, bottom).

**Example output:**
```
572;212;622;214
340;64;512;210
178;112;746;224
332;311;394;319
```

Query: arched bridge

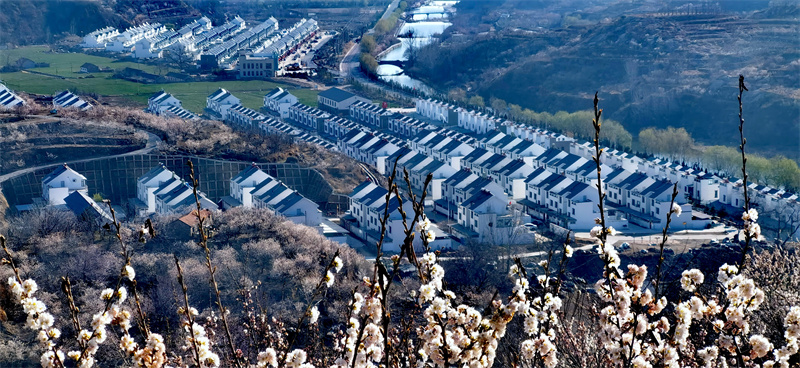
378;59;404;68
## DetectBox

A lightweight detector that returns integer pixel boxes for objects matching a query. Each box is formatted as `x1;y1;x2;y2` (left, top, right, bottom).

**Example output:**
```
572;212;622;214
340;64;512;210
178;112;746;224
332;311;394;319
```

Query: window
714;190;718;198
656;207;660;214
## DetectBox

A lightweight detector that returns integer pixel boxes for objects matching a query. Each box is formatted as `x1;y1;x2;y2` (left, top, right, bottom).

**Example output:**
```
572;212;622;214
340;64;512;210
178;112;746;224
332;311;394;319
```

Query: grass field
0;46;319;113
0;45;176;77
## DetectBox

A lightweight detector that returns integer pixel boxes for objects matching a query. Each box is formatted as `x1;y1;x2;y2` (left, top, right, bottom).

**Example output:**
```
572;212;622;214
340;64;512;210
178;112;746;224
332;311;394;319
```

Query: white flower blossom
671;202;682;216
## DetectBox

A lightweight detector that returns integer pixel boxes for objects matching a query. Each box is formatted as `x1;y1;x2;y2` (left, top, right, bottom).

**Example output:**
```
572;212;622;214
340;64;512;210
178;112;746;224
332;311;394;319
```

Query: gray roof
318;87;356;103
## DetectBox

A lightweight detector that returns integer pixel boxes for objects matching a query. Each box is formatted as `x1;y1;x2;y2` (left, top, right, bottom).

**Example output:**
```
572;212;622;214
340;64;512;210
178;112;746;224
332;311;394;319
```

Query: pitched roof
318;87;356;103
138;163;171;185
444;169;475;186
64;191;113;224
463;190;495;211
616;172;650;190
558;181;591;199
641;179;674;198
43;164;86;185
178;209;212;227
232;165;264;184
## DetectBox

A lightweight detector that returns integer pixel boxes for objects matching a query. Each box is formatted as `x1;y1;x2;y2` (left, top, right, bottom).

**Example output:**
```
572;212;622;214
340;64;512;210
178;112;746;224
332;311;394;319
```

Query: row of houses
200;17;279;69
147;91;198;120
133;17;213;59
53;91;92;111
237;18;319;79
211;86;800;242
224;165;321;226
135;164;216;215
415;98;502;135
343;180;451;251
416;98;800;238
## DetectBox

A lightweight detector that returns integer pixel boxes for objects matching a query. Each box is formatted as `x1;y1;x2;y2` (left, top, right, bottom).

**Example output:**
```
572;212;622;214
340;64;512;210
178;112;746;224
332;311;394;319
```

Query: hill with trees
407;0;800;161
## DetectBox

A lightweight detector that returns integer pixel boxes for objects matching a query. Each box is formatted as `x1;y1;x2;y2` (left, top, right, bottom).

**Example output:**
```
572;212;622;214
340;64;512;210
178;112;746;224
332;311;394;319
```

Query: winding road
0;125;162;184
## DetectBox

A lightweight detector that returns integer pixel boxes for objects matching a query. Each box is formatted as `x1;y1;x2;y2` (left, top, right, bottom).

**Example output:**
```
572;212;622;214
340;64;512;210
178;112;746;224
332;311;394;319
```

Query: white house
349;100;393;129
0;83;25;110
154;181;216;214
81;26;119;48
317;87;369;113
227;104;268;127
137;164;180;213
522;167;627;231
415;98;459;125
228;166;322;227
148;91;182;114
457;109;497;135
42;164;88;206
53;91;92;111
434;169;505;220
230;165;272;208
134;164;215;214
253;182;321;227
323;116;362;141
206;88;241;120
453;189;529;245
345;181;449;252
388;115;430;138
287;103;330;133
105;22;166;53
496;159;535;200
263;88;298;118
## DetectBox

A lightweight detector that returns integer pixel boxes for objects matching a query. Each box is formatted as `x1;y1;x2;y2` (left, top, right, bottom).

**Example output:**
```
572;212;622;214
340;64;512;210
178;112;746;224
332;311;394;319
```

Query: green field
0;45;176;77
0;46;319;113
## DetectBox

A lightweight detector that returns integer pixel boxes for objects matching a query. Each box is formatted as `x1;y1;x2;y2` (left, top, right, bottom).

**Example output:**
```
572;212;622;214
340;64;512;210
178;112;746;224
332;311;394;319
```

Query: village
3;78;798;256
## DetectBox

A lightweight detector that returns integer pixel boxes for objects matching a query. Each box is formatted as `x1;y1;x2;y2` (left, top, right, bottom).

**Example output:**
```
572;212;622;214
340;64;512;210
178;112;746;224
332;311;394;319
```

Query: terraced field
0;115;145;175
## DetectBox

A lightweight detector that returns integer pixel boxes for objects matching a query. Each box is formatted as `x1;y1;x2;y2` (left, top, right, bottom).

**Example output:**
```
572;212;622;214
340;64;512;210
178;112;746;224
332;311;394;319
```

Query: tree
359;53;379;78
447;88;466;103
468;95;485;108
360;35;376;54
164;47;195;71
637;126;695;160
490;97;507;115
768;156;800;191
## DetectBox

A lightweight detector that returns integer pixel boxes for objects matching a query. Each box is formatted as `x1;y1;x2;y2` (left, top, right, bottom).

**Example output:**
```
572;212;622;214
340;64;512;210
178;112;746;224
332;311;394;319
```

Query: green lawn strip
0;45;175;77
0;71;319;114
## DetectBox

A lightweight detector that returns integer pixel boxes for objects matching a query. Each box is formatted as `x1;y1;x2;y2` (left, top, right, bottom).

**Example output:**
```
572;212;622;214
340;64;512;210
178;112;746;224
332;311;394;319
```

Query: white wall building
148;91;181;114
206;88;241;120
317;87;369;113
137;164;180;213
263;88;298;119
81;26;119;48
53;91;92;111
42;164;88;206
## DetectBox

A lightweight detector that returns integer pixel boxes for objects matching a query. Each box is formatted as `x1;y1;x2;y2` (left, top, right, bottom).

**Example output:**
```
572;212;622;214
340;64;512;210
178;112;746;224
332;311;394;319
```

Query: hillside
0;0;202;46
409;1;800;160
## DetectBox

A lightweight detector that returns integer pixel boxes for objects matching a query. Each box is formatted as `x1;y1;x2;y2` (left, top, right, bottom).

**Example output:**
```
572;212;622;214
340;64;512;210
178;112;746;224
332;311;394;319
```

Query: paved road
338;0;402;78
0;127;161;184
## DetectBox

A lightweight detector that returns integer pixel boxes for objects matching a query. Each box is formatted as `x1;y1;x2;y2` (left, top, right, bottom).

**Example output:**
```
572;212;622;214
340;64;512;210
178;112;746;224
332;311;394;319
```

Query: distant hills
0;0;200;46
408;0;800;160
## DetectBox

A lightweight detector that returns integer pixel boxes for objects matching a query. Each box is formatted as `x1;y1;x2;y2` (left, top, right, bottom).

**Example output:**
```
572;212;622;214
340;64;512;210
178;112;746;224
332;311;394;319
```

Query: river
377;1;458;94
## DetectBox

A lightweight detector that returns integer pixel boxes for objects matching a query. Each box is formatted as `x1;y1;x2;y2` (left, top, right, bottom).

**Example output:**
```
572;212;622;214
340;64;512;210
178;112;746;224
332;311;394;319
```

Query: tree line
446;91;799;192
639;127;800;191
